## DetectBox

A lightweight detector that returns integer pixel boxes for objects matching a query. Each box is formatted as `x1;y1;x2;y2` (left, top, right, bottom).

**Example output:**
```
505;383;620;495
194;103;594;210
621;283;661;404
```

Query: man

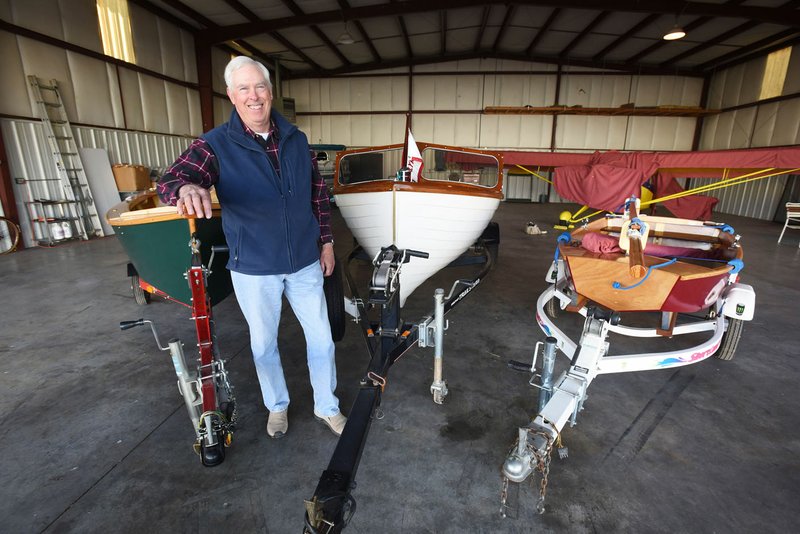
157;56;346;439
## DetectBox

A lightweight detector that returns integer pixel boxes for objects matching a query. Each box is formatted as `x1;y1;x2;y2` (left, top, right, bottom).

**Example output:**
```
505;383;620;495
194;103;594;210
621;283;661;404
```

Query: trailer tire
131;274;150;305
480;222;500;267
715;318;743;361
545;296;561;318
324;260;346;342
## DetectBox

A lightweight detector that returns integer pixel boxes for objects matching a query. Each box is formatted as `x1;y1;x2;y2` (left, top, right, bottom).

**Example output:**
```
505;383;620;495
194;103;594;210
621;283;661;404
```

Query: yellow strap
645;167;774;205
642;167;800;207
514;162;800;212
571;209;604;223
514;164;553;185
572;205;589;218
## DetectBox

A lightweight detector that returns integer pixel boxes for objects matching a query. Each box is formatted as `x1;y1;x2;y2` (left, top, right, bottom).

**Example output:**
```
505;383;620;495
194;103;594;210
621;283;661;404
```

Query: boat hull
561;213;739;313
107;194;232;306
335;186;500;305
333;141;505;306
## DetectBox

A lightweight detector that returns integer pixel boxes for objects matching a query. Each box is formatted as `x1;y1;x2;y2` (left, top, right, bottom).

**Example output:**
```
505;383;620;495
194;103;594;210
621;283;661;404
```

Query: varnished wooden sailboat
556;198;743;314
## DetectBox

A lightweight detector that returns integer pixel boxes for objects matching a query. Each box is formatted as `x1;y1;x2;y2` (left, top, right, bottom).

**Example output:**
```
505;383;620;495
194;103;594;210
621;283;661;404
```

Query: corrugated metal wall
693;174;790;221
698;43;800;220
286;52;797;221
286;59;704;153
0;0;201;247
2;118;192;247
0;0;201;135
505;167;584;204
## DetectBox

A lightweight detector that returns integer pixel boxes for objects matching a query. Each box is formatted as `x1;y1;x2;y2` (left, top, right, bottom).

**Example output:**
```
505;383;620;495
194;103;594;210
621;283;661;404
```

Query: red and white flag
406;129;423;182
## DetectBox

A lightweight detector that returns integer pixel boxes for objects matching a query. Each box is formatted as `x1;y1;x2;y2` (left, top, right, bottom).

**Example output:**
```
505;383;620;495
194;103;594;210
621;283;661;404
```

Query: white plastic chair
777;202;800;246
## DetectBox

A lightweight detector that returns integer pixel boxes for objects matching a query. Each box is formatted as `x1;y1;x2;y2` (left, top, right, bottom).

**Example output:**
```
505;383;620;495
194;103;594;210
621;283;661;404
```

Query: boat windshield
339;147;403;184
338;146;499;188
421;147;499;187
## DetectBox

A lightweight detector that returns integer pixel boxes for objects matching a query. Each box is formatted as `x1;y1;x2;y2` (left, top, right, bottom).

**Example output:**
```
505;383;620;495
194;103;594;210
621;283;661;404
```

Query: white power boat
333;140;504;305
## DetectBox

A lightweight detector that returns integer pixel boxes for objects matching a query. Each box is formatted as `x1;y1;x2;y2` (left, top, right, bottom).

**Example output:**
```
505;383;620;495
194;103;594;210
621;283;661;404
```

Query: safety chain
219;358;238;431
535;438;553;515
536;419;565;514
500;426;559;517
499;474;510;517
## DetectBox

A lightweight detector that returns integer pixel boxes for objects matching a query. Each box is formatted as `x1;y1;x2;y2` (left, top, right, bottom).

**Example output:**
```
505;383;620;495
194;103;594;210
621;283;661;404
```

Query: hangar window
97;0;136;64
759;46;791;101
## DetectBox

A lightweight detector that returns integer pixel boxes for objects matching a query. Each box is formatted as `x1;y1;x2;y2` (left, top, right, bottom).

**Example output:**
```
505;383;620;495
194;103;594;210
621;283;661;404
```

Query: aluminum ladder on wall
25;75;103;242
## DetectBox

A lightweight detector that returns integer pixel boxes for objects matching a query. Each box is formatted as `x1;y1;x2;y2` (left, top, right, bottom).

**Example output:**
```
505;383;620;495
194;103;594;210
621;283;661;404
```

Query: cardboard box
463;172;481;184
112;164;150;191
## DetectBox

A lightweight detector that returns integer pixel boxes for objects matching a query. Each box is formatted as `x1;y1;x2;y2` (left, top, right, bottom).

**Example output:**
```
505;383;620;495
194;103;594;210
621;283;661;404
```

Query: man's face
227;64;272;132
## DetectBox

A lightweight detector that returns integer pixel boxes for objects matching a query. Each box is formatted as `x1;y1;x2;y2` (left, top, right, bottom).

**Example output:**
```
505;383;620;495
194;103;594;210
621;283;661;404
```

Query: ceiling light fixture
663;24;686;41
337;22;355;45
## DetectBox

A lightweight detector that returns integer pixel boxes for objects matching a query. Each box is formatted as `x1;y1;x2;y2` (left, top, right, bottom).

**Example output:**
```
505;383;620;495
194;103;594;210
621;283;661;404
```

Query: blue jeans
231;262;340;416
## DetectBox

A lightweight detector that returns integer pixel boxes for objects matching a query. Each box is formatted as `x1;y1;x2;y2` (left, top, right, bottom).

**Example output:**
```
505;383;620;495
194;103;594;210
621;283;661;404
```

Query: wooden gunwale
598;216;736;246
334;179;504;200
106;191;222;227
562;221;742;281
333;142;504;198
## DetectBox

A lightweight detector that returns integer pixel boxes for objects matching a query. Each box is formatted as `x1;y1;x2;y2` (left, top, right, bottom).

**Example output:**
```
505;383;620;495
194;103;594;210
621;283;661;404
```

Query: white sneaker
314;411;347;436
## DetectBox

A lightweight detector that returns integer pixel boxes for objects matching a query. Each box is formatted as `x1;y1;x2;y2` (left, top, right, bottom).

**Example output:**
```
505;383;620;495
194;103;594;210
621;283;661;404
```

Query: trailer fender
721;283;755;321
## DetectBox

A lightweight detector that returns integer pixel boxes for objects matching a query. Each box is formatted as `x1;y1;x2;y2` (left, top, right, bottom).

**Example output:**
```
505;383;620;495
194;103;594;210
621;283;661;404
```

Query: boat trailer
304;235;496;533
500;252;755;516
120;223;237;467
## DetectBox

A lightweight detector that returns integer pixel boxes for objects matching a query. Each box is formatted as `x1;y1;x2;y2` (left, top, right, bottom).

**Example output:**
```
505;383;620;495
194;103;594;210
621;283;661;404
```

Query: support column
195;39;215;134
692;73;712;151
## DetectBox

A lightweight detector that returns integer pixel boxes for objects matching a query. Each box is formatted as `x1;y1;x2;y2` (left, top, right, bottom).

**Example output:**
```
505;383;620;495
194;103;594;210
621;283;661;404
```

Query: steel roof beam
283;49;701;79
336;0;381;62
492;4;516;51
440;10;447;55
659;0;800;68
474;6;492;51
622;0;745;64
698;29;800;72
591;13;659;62
200;1;800;43
559;11;610;58
281;0;352;66
526;8;560;56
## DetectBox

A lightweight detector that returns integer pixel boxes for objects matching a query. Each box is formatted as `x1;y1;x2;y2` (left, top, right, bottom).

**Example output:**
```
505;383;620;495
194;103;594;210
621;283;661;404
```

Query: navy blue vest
203;110;320;275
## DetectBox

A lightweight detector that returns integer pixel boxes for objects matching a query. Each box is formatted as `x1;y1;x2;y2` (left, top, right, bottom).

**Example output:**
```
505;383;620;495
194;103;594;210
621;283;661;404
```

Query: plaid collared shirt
157;119;333;244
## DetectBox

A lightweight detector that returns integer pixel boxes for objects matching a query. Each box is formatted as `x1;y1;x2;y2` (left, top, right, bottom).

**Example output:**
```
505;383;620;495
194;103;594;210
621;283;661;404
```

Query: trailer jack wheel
200;434;226;467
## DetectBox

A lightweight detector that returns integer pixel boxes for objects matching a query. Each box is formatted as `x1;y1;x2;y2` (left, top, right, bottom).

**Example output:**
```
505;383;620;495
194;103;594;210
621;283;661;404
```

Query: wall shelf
484;105;720;117
22;198;81;245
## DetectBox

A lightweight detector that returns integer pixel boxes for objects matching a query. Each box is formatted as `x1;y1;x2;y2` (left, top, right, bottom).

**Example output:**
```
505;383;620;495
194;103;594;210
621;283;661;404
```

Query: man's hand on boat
177;184;213;219
320;242;335;276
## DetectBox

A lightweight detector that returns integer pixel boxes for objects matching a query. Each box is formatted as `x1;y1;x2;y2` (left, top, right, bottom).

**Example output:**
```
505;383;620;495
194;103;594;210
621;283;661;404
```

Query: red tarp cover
505;146;800;220
555;164;647;213
503;146;800;171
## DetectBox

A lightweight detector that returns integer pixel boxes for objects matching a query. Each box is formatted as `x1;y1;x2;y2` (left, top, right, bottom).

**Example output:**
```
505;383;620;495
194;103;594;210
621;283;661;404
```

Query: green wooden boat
107;191;233;306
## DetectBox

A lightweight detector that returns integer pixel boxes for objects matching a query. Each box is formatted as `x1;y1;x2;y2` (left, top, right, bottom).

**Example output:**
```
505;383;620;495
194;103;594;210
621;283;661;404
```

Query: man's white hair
224;56;272;89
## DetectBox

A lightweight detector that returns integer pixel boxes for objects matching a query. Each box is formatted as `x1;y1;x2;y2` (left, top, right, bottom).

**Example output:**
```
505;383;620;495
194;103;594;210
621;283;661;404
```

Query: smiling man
157;56;346;440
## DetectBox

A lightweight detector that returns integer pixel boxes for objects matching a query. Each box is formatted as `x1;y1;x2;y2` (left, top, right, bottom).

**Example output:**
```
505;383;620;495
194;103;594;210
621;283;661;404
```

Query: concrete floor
1;201;799;533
